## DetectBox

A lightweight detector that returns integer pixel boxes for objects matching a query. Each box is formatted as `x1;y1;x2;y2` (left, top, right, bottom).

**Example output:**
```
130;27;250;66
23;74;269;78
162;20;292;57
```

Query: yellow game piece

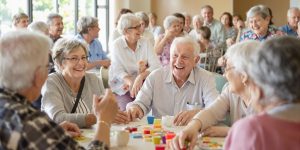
153;119;161;125
152;136;161;145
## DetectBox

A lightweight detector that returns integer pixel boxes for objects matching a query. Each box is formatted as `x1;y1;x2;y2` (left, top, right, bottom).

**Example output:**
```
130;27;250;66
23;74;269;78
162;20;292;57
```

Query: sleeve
194;86;231;131
109;40;129;80
22;114;108;150
146;40;161;72
97;40;108;60
41;76;87;128
201;72;219;107
224;117;262;150
127;71;156;114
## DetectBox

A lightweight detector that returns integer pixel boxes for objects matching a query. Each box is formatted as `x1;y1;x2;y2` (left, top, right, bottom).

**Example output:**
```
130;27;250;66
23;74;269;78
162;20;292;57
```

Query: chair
214;73;227;93
100;66;110;88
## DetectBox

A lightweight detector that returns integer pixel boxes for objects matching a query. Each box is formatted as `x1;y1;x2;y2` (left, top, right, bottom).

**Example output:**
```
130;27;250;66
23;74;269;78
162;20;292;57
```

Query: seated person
279;7;300;36
42;38;127;127
12;12;29;29
126;36;219;126
75;16;110;70
109;13;161;111
0;30;118;149
225;37;300;150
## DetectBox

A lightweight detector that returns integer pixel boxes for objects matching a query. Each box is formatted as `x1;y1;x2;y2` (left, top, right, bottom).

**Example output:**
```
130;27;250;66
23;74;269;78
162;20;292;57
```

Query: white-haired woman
109;13;161;111
240;5;284;42
135;11;155;45
189;15;204;41
225;36;300;150
154;15;181;66
171;40;260;150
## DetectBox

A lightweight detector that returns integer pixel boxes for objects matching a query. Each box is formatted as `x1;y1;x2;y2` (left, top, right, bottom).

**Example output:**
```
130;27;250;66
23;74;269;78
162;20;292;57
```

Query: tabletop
76;117;225;150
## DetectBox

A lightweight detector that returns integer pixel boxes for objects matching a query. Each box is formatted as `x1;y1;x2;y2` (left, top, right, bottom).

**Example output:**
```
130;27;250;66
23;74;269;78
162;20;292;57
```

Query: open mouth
175;65;184;70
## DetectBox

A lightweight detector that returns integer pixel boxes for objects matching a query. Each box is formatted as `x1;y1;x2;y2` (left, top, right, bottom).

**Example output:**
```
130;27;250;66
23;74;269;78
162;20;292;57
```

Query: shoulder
47;73;62;84
85;72;101;83
148;67;165;78
194;67;214;79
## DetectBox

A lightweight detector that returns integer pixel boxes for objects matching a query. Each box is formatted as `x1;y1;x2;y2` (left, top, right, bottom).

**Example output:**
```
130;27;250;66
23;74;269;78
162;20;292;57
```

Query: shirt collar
120;36;142;51
0;88;28;105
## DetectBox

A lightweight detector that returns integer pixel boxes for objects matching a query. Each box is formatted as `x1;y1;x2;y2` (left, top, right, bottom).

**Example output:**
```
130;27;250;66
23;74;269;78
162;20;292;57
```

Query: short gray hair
28;21;49;34
246;5;270;20
52;38;88;73
77;16;98;34
170;36;200;56
287;7;300;17
225;40;261;73
249;36;300;103
47;13;63;25
0;30;51;91
117;13;140;35
163;16;180;30
200;5;214;13
12;12;28;26
192;15;204;25
135;11;149;27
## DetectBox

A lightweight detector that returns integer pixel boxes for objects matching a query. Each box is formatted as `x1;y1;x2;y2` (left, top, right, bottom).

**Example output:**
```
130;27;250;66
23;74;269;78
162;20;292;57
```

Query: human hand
113;110;130;124
99;60;111;68
202;126;230;137
138;60;148;74
93;89;118;124
226;38;235;47
130;74;144;98
59;121;81;137
171;124;199;150
126;105;144;122
173;109;199;126
123;77;133;92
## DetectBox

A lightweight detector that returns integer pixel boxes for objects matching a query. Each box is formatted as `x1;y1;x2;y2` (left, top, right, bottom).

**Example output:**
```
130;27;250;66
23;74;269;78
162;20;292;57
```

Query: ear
240;71;249;86
194;55;200;64
32;67;42;88
265;16;271;23
248;80;265;112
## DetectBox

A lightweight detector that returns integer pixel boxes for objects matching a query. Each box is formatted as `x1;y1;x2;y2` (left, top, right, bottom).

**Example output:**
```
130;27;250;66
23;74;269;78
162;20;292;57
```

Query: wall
234;0;289;26
151;0;233;26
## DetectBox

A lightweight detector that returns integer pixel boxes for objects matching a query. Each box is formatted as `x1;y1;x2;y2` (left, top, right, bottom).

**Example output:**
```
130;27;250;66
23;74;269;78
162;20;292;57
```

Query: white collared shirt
127;66;219;118
109;36;161;82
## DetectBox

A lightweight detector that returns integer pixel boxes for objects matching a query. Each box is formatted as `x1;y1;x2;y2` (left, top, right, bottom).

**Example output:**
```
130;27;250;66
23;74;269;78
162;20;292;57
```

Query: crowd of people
0;4;299;150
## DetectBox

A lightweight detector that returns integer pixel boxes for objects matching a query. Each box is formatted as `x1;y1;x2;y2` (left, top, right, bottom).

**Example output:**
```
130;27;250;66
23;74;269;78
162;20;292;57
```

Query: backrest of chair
214;73;227;93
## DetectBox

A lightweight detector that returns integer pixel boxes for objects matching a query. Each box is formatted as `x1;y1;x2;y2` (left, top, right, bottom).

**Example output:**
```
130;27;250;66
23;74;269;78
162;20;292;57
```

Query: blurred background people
148;12;163;39
12;12;29;29
47;13;64;43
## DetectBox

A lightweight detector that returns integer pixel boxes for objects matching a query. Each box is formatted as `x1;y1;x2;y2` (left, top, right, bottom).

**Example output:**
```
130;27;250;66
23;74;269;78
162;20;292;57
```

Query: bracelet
98;120;111;128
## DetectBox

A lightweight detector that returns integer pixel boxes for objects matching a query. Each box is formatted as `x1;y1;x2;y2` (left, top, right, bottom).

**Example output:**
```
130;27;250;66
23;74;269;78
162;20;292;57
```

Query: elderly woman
0;30;118;149
109;13;161;111
148;12;163;39
240;5;284;42
135;11;155;45
183;13;193;33
189;15;204;41
225;37;300;150
171;40;260;150
75;16;110;70
154;16;181;66
41;38;105;128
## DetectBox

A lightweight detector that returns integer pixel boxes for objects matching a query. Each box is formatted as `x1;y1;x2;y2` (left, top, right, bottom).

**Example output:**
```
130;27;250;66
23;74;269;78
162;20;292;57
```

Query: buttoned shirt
205;19;226;46
127;67;219;118
75;34;108;68
240;26;285;42
279;24;298;36
0;88;107;150
109;36;161;82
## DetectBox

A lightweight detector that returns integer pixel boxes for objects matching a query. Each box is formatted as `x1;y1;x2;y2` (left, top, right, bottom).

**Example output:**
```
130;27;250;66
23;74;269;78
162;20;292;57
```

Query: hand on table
174;109;199;126
60;121;81;137
202;126;230;137
126;105;144;122
113;110;130;124
171;123;200;150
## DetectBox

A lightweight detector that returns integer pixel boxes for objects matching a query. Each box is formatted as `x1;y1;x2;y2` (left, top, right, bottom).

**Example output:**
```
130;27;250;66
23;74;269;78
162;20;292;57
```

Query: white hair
170;36;200;56
117;13;140;35
287;7;300;17
135;11;150;27
246;5;270;20
0;30;51;91
28;21;49;34
163;16;180;30
192;15;204;25
225;40;261;73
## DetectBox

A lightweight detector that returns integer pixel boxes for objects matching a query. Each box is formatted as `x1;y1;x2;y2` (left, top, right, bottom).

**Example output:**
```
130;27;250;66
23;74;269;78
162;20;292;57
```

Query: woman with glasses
109;13;161;112
41;38;105;128
171;40;260;150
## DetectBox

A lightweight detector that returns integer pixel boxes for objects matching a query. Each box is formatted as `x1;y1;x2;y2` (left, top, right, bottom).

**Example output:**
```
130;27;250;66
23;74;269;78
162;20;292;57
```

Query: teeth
175;66;184;69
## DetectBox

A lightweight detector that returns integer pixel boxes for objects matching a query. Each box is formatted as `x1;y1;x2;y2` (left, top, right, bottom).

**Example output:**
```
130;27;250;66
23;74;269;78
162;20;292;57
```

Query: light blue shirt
75;34;108;63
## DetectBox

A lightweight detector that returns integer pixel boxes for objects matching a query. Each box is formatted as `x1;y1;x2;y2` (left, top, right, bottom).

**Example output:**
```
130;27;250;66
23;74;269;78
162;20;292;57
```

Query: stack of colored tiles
200;137;223;149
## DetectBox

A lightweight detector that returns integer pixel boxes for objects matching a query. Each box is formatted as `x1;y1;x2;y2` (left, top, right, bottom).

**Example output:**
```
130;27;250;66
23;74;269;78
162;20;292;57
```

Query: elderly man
279;7;300;36
200;5;226;47
12;12;29;29
127;36;219;126
75;16;111;70
0;30;118;149
47;13;64;43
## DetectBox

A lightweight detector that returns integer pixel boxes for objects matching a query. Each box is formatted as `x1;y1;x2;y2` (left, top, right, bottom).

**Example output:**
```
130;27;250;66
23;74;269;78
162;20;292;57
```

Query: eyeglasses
128;24;142;30
63;56;89;63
